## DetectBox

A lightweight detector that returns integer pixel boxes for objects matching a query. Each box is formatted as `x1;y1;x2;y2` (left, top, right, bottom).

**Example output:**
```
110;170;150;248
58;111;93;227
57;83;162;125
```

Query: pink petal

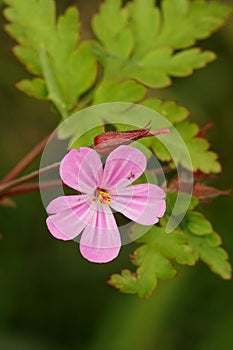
47;195;89;214
46;217;70;240
80;204;121;263
60;148;103;193
100;145;146;190
46;195;95;240
110;184;166;225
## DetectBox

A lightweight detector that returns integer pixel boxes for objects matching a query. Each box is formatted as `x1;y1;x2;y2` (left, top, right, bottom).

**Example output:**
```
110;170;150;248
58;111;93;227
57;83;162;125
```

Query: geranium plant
0;0;232;298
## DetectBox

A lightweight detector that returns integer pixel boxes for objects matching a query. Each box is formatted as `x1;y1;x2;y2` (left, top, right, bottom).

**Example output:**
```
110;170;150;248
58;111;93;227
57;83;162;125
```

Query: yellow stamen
98;190;111;204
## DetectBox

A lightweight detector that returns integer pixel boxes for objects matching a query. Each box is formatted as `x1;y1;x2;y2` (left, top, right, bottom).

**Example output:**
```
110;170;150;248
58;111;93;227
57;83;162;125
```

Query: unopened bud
93;124;169;156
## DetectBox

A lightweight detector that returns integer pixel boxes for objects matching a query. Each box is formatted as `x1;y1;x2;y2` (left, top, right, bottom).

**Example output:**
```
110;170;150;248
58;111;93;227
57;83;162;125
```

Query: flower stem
0;162;60;196
3;180;62;197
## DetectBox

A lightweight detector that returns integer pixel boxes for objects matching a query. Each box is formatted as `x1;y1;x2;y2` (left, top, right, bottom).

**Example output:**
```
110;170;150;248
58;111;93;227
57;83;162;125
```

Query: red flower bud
193;183;231;201
93;124;169;155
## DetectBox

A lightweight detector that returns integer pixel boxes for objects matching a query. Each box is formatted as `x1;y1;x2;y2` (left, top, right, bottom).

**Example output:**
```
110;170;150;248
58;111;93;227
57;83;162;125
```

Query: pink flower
46;145;166;263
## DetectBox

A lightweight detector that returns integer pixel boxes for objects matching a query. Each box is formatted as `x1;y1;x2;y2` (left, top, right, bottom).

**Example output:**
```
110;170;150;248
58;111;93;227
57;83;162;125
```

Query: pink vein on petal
46;217;71;240
60;148;103;193
100;145;147;190
110;183;166;225
46;195;95;240
80;204;121;263
46;195;90;214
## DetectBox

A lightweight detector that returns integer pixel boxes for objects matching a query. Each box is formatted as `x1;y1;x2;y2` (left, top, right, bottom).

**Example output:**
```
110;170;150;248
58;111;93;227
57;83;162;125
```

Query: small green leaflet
4;0;97;117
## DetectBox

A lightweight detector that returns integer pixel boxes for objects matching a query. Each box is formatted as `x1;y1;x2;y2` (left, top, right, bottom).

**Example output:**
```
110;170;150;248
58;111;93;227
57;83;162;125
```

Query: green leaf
109;270;139;295
92;0;231;88
175;121;221;173
122;47;215;88
109;247;176;298
182;207;232;280
110;211;232;297
129;0;160;58
141;120;221;173
187;232;232;280
185;211;213;235
168;48;216;77
166;192;199;216
154;0;232;49
136;226;197;265
142;98;189;124
4;1;97;117
92;0;133;58
109;225;196;298
16;78;47;100
93;79;146;104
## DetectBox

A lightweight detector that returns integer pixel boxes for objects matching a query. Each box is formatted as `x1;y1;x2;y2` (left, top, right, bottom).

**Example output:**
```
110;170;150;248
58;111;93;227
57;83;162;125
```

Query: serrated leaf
129;0;160;58
136;226;197;265
154;0;232;49
66;41;97;109
122;47;215;87
93;79;146;104
182;207;232;280
110;225;196;298
142;98;189;124
109;246;176;298
16;78;47;100
92;0;133;58
4;1;97;117
187;232;232;280
168;48;216;76
175;121;221;173
92;0;231;88
142;120;221;173
109;269;139;295
185;211;213;235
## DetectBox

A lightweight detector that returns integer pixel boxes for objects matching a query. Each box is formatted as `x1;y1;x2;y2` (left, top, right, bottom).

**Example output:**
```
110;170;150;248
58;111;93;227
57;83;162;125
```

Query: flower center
97;190;111;204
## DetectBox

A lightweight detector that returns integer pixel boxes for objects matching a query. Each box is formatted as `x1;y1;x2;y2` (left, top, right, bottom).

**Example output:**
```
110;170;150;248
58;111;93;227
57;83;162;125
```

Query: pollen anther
98;190;111;204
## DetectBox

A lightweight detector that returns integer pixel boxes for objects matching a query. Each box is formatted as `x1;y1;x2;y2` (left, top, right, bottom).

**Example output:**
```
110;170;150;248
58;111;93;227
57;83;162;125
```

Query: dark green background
0;1;232;349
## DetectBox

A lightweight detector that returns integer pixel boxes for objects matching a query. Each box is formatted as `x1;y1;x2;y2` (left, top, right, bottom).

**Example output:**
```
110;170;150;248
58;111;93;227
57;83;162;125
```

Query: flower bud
93;124;169;156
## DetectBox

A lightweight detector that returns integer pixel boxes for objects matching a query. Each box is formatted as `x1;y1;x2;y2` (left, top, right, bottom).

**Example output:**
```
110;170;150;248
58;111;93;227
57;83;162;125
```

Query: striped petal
100;145;146;190
60;148;103;194
80;204;121;263
110;183;166;225
46;195;94;240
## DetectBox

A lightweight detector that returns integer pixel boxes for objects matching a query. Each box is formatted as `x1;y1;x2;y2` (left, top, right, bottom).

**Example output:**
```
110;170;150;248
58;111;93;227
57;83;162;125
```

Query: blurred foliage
0;0;233;349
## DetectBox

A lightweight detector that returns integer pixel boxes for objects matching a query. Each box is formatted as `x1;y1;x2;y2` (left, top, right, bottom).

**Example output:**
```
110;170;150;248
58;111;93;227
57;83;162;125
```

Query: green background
0;1;233;349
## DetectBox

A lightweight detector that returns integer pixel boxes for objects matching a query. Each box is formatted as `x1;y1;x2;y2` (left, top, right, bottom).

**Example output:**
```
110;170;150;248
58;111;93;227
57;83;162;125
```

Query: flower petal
110;184;166;225
80;204;121;263
46;195;95;240
60;148;103;193
46;217;70;240
47;195;89;214
100;145;146;190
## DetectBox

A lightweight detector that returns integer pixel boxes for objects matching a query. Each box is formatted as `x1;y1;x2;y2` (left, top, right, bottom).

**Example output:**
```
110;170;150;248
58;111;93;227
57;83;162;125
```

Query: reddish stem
1;134;50;184
0;162;60;196
3;180;62;197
